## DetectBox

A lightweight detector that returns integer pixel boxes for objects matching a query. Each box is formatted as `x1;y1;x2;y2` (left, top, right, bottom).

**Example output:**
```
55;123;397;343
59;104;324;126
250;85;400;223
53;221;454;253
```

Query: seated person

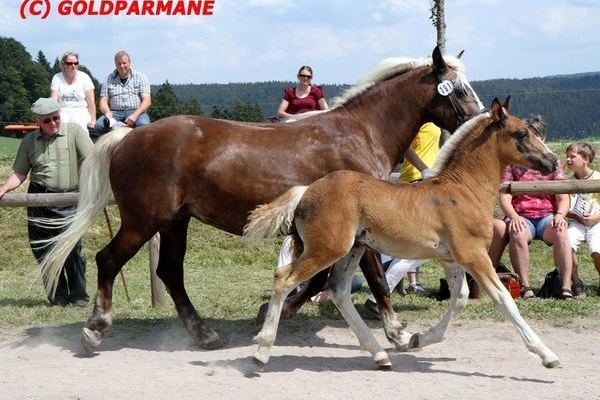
565;141;600;297
94;50;151;134
494;115;573;299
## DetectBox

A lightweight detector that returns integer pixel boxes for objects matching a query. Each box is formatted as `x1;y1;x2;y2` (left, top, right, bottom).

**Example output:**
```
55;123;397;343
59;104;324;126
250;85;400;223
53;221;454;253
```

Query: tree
148;80;183;120
36;50;52;75
429;0;446;53
182;98;204;116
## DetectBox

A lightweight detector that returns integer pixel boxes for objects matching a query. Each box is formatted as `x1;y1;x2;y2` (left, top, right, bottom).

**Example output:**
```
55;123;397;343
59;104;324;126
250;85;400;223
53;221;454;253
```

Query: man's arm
0;172;27;199
125;92;151;126
99;96;111;119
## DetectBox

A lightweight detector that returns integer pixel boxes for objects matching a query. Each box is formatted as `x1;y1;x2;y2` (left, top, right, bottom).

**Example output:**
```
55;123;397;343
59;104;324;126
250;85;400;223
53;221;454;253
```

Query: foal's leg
464;252;560;368
254;250;346;366
327;247;391;368
156;216;222;349
81;223;154;353
360;250;412;350
409;262;469;349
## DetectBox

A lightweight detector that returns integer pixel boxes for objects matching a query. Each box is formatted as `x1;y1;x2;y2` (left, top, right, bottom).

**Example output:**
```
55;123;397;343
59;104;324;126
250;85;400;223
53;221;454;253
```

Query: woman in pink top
276;66;329;119
493;115;573;299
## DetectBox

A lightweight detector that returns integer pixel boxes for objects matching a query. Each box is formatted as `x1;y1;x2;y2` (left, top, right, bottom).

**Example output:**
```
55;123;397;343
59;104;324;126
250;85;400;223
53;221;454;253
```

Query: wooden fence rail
2;178;600;307
0;192;165;307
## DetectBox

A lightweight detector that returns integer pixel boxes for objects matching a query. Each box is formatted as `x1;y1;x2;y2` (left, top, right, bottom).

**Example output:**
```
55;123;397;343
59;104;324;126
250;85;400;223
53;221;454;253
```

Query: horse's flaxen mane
333;56;466;108
429;112;490;176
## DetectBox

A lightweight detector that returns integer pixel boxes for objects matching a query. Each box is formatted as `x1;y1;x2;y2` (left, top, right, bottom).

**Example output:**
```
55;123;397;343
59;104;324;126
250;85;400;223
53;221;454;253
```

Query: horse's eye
514;129;528;140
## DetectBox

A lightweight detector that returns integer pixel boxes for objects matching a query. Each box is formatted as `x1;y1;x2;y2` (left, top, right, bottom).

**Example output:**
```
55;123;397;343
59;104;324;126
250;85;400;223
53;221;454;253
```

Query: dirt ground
1;317;599;400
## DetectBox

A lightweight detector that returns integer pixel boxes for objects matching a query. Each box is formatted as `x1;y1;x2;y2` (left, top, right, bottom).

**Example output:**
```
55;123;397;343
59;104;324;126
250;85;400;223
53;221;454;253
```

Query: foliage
210;99;264;122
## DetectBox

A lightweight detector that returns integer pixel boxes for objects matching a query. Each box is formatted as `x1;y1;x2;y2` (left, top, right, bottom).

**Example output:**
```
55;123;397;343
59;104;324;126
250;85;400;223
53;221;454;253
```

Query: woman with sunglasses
50;51;96;132
276;65;329;119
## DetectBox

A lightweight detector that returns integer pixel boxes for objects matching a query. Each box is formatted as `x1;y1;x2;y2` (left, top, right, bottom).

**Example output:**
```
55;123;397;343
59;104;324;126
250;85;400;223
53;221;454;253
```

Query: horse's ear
503;96;511;112
490;98;504;122
456;50;465;59
432;46;447;74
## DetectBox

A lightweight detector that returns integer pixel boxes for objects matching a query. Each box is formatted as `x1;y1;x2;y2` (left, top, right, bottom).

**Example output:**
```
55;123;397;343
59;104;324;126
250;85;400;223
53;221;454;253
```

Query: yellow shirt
398;123;441;183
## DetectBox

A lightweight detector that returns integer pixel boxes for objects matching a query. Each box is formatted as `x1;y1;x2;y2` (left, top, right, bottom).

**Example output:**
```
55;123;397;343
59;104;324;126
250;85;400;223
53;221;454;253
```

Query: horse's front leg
360;250;412;350
328;247;391;368
408;262;469;349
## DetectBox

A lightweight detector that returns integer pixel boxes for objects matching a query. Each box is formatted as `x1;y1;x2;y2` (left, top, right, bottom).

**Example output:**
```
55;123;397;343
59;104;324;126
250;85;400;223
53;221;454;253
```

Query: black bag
537;268;562;299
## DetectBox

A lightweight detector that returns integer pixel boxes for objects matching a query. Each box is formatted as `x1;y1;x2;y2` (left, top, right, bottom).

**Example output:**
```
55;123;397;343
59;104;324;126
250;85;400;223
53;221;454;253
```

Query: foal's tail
39;127;133;298
243;186;308;243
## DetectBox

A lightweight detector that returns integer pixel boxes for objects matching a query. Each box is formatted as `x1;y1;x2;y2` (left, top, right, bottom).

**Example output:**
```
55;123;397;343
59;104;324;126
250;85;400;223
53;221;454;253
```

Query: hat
31;98;60;115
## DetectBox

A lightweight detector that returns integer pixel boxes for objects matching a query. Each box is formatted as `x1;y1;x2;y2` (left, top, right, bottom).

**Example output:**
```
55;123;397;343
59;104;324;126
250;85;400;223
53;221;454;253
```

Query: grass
1;136;600;334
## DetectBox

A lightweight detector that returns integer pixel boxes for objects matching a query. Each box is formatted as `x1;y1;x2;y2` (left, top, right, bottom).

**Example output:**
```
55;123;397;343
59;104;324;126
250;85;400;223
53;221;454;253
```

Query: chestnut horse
245;98;560;369
39;47;484;353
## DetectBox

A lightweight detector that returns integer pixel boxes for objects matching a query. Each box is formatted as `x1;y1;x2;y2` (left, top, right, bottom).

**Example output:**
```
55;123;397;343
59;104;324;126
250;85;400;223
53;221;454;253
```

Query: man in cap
0;98;94;306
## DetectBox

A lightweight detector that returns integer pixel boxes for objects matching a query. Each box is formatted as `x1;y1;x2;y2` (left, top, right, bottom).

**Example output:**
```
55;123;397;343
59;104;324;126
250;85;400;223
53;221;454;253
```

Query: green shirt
13;122;93;191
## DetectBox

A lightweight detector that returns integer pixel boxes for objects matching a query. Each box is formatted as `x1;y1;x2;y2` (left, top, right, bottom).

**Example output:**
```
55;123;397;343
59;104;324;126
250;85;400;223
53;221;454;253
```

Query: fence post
148;233;165;307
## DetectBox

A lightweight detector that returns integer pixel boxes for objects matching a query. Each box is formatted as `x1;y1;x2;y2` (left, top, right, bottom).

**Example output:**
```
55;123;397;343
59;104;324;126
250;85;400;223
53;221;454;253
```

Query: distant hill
163;72;600;140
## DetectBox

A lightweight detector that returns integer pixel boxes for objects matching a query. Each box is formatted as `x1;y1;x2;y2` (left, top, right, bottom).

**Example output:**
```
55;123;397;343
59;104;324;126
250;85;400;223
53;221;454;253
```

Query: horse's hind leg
156;216;222;349
360;250;412;351
409;262;469;349
328;247;391;368
82;225;152;353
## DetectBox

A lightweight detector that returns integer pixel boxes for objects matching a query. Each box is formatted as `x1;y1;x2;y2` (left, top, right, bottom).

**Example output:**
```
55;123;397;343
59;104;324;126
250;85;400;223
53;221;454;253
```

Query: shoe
73;299;89;308
363;299;380;316
407;282;426;295
571;279;586;299
559;288;573;300
521;286;535;299
395;277;407;296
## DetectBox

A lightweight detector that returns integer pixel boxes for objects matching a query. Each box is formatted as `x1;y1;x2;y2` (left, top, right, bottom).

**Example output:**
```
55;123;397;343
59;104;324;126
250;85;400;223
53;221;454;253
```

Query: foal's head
492;98;558;174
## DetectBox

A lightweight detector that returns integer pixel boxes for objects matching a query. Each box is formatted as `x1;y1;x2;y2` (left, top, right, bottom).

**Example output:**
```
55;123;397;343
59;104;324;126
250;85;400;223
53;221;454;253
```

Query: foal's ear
456;50;465;59
502;96;511;112
432;46;447;74
490;98;506;123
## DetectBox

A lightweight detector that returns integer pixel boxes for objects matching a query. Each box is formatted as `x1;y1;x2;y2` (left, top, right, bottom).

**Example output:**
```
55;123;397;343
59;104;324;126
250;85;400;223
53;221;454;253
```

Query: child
565;142;600;297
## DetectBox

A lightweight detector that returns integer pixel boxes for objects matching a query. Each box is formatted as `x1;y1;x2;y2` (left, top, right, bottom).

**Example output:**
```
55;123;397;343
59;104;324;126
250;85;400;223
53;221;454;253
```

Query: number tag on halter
437;80;454;96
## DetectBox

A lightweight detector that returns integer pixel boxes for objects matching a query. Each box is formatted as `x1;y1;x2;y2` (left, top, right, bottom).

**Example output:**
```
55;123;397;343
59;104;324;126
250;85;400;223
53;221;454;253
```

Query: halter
434;70;486;127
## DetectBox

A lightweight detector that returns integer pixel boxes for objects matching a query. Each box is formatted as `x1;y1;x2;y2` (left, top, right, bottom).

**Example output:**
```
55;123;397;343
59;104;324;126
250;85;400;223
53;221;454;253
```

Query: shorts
568;220;600;254
511;214;554;241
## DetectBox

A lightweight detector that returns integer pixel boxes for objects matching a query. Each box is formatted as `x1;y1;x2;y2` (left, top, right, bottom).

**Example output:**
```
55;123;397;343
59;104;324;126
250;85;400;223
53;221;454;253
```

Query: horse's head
424;46;485;131
491;97;557;175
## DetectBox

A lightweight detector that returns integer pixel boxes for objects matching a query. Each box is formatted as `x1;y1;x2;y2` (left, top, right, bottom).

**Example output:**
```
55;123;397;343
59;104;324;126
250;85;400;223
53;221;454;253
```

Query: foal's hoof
408;333;420;349
374;351;392;369
543;358;560;368
81;327;103;353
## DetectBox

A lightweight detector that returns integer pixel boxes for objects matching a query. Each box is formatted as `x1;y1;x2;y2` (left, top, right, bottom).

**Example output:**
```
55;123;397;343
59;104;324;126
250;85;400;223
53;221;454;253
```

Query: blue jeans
94;109;151;135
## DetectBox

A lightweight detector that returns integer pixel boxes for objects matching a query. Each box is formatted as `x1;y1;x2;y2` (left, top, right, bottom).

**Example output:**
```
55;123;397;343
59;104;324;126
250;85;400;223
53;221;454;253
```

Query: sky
1;0;599;85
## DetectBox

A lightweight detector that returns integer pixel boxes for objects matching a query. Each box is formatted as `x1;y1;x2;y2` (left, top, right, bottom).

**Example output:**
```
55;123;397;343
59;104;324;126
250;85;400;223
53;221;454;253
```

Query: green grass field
1;135;599;333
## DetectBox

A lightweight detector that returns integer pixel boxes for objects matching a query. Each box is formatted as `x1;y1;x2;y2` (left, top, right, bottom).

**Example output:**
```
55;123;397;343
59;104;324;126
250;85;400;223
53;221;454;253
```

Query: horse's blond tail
243;186;308;244
38;127;132;298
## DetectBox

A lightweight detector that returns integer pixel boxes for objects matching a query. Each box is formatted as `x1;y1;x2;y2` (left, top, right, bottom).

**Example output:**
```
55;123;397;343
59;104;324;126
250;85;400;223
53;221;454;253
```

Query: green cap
31;98;60;115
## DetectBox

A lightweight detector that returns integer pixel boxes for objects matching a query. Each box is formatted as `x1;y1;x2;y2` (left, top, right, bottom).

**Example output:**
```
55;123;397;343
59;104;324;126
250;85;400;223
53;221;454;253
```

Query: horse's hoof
255;302;269;325
408;333;420;349
199;332;224;350
81;327;102;353
374;351;392;368
543;358;560;368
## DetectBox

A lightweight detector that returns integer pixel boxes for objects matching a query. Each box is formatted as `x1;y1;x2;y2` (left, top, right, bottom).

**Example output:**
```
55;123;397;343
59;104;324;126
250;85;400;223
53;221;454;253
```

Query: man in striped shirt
94;50;152;134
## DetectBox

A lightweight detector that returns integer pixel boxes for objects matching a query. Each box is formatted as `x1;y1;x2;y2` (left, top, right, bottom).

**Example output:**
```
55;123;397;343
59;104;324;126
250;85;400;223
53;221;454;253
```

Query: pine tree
148;80;183;120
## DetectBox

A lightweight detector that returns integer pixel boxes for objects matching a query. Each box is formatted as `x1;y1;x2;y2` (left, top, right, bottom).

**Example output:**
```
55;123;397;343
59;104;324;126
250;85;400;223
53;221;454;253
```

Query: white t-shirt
51;71;94;109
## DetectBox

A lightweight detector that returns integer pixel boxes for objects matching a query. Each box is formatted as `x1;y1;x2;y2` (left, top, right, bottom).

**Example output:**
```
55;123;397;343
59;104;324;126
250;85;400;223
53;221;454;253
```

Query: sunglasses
298;74;313;79
41;115;60;124
64;61;79;66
